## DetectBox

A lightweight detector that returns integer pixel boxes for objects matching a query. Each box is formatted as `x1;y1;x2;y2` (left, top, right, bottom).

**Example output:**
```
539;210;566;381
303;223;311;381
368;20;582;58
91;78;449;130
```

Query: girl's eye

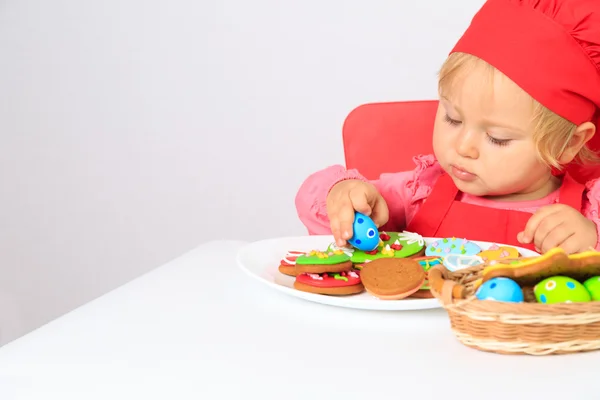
487;134;510;147
443;114;461;126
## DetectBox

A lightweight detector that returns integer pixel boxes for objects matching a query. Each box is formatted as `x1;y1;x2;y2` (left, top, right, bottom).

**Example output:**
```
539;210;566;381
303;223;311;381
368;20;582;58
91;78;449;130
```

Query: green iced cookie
350;231;424;264
295;245;351;265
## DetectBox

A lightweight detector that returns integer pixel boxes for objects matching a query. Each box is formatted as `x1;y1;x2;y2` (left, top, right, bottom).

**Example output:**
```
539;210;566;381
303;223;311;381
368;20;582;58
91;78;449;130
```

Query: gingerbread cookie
295;245;354;274
425;237;481;257
293;270;364;295
278;250;305;276
350;231;425;264
477;244;520;262
477;247;600;288
359;258;426;300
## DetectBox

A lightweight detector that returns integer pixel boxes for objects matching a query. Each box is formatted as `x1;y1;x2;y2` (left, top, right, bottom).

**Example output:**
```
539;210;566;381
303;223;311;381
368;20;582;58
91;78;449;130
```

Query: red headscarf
450;0;600;183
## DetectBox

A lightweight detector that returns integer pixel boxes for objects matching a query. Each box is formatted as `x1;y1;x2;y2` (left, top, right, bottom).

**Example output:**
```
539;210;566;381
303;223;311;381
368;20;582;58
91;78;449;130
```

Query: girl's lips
451;165;477;182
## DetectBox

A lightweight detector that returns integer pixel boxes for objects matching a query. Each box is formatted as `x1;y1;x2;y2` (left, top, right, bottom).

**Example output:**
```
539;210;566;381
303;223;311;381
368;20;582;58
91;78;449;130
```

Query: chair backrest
342;100;600;184
342;100;438;179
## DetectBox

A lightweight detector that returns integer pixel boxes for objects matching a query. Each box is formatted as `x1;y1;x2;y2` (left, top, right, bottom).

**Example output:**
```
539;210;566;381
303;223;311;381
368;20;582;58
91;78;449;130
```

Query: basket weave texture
428;263;600;356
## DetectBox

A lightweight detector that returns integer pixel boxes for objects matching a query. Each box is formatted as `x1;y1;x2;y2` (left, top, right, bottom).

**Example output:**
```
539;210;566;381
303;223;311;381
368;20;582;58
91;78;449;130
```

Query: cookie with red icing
293;270;364;295
278;250;304;276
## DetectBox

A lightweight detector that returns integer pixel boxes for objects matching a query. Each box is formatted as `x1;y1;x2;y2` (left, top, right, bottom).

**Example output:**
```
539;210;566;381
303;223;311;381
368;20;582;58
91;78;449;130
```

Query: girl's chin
450;177;485;195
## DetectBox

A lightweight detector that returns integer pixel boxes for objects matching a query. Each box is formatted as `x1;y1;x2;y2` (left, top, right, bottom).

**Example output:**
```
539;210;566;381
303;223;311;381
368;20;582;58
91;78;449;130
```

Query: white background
0;0;485;345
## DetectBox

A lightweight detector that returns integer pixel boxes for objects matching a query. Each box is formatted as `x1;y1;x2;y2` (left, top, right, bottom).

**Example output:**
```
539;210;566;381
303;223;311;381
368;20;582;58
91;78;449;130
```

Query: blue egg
475;277;524;302
347;212;380;251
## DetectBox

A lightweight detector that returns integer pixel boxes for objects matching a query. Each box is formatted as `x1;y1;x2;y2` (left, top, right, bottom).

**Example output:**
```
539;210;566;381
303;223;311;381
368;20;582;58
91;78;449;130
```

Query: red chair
342;100;438;179
342;100;600;183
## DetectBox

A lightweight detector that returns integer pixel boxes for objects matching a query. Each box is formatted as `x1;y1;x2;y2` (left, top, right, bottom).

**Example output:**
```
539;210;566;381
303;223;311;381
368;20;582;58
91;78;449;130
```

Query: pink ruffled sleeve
294;154;442;235
582;177;600;250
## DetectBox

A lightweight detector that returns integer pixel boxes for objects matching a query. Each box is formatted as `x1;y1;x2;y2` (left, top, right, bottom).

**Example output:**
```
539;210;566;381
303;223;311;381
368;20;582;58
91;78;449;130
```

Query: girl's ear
558;122;596;164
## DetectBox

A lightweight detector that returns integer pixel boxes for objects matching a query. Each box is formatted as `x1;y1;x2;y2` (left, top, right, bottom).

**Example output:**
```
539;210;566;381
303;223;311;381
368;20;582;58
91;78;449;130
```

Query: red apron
405;172;586;252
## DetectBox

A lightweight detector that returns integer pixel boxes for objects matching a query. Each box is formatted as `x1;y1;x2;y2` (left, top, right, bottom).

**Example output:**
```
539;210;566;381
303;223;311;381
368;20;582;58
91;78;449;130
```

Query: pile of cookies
276;228;565;301
285;247;364;296
277;231;443;300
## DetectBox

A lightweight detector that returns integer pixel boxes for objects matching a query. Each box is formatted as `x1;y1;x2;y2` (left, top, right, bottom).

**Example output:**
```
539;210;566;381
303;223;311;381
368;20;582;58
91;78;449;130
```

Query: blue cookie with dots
347;212;379;251
425;237;481;257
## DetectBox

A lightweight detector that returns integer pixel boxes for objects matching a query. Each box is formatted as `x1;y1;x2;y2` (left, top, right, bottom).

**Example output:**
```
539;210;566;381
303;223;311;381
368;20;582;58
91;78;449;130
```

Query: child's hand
326;179;389;246
517;204;598;254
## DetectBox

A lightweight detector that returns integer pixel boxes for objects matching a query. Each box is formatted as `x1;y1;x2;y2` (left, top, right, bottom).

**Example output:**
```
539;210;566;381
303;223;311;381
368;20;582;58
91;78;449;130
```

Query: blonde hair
437;52;599;170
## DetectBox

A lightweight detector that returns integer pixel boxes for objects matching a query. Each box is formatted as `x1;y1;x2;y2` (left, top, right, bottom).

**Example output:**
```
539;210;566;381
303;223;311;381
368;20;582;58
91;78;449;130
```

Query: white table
0;240;597;399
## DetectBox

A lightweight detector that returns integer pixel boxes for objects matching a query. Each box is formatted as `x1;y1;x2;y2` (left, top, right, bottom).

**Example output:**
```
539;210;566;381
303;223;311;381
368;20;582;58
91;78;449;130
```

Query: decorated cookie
443;254;484;272
350;231;425;264
293;270;364;296
295;244;354;274
477;244;520;262
360;258;426;300
414;256;443;271
278;250;305;276
409;256;443;299
534;276;591;304
425;237;481;257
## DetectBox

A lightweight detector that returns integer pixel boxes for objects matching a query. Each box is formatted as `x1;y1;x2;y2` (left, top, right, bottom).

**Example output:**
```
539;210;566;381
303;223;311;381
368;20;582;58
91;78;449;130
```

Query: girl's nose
455;129;479;159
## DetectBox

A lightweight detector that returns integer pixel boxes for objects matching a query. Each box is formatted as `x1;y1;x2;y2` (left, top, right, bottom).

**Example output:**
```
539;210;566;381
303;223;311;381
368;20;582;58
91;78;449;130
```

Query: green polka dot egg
583;276;600;301
534;276;591;304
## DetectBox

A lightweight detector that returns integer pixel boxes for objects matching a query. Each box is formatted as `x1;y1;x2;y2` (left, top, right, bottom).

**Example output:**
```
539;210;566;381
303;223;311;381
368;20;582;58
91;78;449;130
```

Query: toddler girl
295;0;600;254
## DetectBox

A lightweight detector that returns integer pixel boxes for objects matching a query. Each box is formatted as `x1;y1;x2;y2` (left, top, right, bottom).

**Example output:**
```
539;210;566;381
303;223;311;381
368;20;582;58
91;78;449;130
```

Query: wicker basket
428;262;600;356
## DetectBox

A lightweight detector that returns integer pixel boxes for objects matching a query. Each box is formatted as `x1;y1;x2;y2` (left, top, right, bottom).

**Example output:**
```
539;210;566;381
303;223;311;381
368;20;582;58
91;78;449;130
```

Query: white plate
236;235;539;311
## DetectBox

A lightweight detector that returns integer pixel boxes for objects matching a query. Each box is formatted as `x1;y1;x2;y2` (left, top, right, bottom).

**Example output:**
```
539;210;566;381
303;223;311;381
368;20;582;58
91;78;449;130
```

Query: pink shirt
295;154;600;249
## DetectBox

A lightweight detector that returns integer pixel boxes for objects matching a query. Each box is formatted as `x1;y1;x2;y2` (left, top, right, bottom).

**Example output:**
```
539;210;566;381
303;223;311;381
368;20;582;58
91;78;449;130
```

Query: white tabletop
0;240;597;399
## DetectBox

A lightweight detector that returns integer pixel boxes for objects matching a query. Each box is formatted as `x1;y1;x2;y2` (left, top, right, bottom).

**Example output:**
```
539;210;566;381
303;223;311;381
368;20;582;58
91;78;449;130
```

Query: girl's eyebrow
441;95;463;113
441;95;526;134
481;118;527;135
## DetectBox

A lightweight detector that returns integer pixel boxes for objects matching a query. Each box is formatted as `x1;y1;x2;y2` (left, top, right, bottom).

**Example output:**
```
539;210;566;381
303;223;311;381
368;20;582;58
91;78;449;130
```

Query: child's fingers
329;213;345;247
370;197;389;228
328;182;385;246
330;199;356;246
348;188;372;216
337;200;356;241
518;205;562;244
555;233;581;254
531;213;568;251
538;221;570;253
